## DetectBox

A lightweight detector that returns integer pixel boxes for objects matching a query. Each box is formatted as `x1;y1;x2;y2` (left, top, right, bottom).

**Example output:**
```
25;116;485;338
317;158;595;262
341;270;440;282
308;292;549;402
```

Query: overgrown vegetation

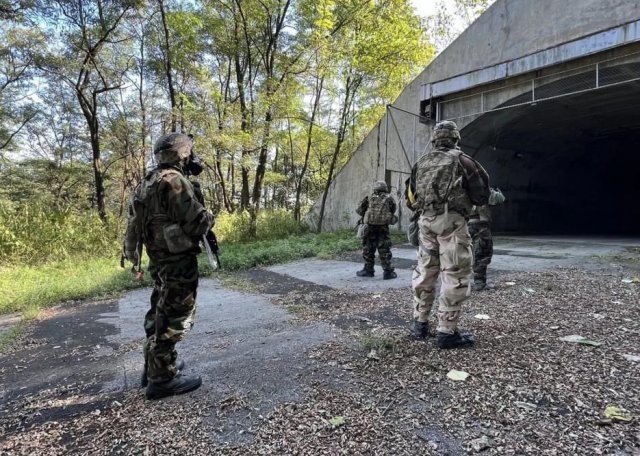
0;228;362;316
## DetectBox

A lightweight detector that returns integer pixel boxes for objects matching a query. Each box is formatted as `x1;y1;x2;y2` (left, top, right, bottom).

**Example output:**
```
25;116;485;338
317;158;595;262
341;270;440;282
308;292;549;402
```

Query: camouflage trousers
412;212;472;334
362;225;394;272
468;221;493;285
143;255;199;383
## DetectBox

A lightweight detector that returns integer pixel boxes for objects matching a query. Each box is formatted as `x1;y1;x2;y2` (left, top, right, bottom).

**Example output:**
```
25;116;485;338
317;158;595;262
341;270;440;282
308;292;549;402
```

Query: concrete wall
426;0;640;84
308;0;640;231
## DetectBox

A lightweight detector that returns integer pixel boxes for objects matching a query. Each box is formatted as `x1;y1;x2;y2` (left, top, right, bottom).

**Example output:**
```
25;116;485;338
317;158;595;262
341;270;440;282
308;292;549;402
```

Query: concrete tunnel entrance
459;68;640;235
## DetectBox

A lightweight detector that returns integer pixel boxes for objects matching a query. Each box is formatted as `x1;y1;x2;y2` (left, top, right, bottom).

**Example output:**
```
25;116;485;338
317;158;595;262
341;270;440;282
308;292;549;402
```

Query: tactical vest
130;168;198;256
413;147;473;216
364;193;393;225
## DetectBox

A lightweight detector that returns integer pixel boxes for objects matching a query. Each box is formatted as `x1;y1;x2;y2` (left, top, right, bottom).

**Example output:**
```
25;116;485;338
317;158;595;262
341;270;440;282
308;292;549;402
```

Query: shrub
214;209;309;243
0;198;122;266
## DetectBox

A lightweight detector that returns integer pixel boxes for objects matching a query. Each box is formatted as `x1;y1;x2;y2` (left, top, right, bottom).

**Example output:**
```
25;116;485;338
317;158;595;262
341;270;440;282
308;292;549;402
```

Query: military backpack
364;193;394;225
412;147;473;216
125;168;197;257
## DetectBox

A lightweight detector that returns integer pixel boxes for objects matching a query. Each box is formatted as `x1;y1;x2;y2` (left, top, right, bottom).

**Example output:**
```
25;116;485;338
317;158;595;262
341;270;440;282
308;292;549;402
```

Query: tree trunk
214;151;233;212
294;75;323;221
158;0;177;132
317;76;357;232
249;107;273;237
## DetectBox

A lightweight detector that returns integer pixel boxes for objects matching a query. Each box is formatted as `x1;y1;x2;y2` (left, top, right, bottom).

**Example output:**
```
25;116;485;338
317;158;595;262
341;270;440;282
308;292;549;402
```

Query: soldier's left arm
355;196;369;217
123;189;142;263
404;166;419;211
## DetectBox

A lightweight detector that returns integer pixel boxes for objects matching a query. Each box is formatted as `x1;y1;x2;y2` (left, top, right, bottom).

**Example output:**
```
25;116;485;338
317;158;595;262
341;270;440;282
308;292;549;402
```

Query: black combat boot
356;268;374;277
472;272;487;291
471;280;486;291
145;374;202;400
436;331;475;349
383;270;397;280
412;321;429;340
141;359;186;388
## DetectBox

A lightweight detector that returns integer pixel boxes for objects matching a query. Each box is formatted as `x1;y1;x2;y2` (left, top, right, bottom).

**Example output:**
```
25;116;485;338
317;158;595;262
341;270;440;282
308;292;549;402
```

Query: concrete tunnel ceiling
459;65;640;235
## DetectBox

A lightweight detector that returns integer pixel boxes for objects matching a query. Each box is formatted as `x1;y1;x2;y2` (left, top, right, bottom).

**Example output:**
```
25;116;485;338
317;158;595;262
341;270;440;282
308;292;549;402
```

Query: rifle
203;229;221;270
120;242;145;280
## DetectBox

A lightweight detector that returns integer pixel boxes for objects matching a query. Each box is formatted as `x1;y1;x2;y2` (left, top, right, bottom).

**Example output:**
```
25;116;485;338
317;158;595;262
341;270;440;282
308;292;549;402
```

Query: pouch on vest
162;223;194;253
414;149;461;209
407;219;419;247
407;211;420;247
356;221;368;239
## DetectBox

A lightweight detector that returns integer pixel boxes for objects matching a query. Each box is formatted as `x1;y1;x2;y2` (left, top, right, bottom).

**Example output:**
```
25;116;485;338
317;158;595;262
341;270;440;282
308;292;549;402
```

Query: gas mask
185;134;204;176
186;151;204;176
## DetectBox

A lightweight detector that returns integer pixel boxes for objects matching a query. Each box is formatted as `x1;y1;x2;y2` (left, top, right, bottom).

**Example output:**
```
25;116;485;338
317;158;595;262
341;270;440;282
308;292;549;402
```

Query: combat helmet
373;180;389;193
431;120;461;144
154;133;193;165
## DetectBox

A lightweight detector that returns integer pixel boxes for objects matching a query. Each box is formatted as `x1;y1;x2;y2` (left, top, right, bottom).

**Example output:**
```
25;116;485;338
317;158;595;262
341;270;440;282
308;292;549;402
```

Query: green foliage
0;256;151;315
0;230;361;315
0;199;122;265
359;331;397;353
204;230;359;272
214;209;309;244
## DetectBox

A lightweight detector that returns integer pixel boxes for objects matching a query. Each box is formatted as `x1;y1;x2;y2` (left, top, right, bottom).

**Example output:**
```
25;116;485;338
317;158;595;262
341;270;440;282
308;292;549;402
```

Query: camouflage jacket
405;146;489;217
123;165;213;263
356;192;397;226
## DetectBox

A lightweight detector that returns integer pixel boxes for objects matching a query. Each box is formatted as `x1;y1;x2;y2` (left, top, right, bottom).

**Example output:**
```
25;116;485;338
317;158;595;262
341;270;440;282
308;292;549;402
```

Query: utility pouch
356;222;369;239
407;212;421;247
162;223;193;253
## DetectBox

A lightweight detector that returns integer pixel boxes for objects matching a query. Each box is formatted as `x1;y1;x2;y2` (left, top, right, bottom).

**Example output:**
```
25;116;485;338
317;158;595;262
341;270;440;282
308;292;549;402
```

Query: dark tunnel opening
460;68;640;235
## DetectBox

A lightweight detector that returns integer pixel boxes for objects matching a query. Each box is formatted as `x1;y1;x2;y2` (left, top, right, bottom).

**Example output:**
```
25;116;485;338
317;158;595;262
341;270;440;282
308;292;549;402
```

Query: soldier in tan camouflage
355;180;397;280
123;133;213;399
405;121;490;349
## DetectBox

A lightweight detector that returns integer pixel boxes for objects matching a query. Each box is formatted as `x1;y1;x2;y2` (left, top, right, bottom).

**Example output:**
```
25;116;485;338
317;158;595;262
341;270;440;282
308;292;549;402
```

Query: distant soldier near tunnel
468;188;505;291
123;133;213;400
405;121;490;349
355;180;398;280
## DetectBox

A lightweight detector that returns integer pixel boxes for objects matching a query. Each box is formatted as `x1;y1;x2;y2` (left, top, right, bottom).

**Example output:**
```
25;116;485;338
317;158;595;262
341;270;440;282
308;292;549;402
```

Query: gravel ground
1;266;638;455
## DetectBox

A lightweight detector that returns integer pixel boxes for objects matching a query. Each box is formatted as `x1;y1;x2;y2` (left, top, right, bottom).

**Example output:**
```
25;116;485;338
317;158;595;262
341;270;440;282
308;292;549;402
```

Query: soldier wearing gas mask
123;133;213;399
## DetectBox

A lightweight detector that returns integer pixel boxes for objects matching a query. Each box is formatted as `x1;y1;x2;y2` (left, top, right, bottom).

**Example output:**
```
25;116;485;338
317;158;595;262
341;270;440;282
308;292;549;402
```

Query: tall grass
0;199;122;266
214;209;309;243
0;199;368;315
0;257;153;315
0;231;361;315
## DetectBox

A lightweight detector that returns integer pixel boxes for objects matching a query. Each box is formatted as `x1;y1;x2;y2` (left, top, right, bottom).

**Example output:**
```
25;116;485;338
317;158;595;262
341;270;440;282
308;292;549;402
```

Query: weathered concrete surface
102;279;338;400
267;259;412;292
394;236;640;273
0;313;21;340
428;0;639;84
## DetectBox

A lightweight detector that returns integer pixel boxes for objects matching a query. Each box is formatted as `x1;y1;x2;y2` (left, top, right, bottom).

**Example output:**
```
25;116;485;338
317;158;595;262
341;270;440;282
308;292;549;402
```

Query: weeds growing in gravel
359;331;398;353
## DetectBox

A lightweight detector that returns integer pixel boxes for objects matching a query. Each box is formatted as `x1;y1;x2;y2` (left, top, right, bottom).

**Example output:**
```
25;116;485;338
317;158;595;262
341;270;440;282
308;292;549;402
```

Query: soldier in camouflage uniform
123;133;213;399
405;121;490;349
468;188;504;291
355;180;398;280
